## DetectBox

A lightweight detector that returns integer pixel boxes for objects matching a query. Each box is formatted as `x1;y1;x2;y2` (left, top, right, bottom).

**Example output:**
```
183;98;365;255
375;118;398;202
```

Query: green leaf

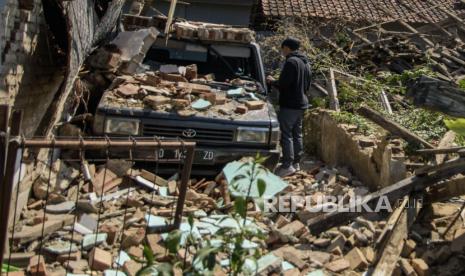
444;118;465;137
234;197;247;218
165;230;182;254
143;244;155;266
193;246;219;271
255;155;269;165
2;264;20;273
257;178;266;197
188;213;194;228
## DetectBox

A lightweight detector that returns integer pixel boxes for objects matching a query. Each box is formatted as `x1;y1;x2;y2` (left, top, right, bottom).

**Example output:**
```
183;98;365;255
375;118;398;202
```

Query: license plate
156;149;215;163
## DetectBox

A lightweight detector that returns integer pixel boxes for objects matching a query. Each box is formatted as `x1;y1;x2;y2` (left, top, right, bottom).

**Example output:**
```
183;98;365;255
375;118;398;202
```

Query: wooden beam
399;0;454;38
417;146;465;155
436;131;456;164
327;69;340;111
373;195;421;275
307;158;465;234
357;106;435;149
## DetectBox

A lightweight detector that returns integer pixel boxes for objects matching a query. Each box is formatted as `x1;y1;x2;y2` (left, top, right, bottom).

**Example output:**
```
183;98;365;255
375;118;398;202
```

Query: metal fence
0;106;195;275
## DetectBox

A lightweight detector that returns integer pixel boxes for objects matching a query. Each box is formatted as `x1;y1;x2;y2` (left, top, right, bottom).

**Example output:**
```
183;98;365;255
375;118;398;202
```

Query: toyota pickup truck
92;23;280;174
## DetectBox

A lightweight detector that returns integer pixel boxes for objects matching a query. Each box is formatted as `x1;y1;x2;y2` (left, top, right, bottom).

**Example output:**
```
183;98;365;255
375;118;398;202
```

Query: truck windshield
144;39;259;82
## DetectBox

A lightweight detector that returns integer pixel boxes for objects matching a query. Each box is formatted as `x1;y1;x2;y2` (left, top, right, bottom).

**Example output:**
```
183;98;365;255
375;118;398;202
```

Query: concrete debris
7;152;464;275
110;27;159;74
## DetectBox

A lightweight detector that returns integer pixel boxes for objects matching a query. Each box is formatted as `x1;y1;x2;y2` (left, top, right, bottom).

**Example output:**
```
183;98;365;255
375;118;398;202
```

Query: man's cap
281;37;300;51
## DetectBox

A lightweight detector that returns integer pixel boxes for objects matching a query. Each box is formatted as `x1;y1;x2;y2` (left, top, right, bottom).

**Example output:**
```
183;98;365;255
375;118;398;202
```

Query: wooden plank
377;5;435;47
380;90;393;115
436;131;456;164
399;0;454;38
417;146;465;155
327;69;340;111
373;195;421;275
307;159;465;234
357;106;435;149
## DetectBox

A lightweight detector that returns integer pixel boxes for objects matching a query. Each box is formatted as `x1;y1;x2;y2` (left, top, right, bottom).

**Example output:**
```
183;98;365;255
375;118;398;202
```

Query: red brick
28;255;47;276
235;105;248;114
89;248;112;271
122;228;146;249
345;247;368;270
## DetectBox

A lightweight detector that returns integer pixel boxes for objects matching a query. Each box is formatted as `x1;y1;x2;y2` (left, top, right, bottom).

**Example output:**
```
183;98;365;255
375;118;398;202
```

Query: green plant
136;155;270;275
2;264;20;273
458;79;465;90
330;111;377;136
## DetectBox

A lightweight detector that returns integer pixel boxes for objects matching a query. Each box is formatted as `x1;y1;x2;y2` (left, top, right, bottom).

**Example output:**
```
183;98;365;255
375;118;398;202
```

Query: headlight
270;127;280;145
235;127;269;143
104;117;140;135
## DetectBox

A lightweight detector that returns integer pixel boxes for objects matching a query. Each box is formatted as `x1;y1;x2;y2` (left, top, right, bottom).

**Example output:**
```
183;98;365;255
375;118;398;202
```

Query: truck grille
143;124;234;143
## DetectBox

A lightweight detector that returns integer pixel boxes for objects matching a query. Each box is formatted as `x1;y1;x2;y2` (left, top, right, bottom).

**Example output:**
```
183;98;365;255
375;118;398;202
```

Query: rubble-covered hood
98;71;275;125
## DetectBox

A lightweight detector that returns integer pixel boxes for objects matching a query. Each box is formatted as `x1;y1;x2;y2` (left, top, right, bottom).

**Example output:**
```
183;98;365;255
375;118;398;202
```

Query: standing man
268;37;311;177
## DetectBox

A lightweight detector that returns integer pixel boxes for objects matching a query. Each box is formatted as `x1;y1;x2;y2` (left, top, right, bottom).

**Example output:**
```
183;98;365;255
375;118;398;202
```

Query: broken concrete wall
37;0;125;136
0;0;64;136
304;109;406;190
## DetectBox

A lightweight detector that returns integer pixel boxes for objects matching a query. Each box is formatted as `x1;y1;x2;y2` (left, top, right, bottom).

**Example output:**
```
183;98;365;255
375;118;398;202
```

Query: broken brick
28;255;47;276
184;64;198;80
92;169;120;196
144;95;171;108
160;73;188;82
215;95;226;105
283;250;306;270
245;100;265;110
362;247;375;264
57;251;81;263
122;228;146;249
278;220;307;237
200;92;216;104
89;248;112;271
345;247;368;270
411;258;429;276
100;223;119;245
116;83;140;98
275;215;290;228
235;105;248;114
325;258;350;273
147;234;166;256
176;82;211;94
401;239;416;257
173;99;190;109
127;246;144;259
399;258;416;276
123;260;143;276
328;234;347;253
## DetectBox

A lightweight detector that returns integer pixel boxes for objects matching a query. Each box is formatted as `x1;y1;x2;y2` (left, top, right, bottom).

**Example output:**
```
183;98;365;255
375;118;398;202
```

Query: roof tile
260;0;463;23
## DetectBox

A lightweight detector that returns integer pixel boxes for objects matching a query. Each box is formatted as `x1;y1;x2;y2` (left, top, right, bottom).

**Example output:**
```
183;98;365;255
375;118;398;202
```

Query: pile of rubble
2;156;395;275
99;68;267;119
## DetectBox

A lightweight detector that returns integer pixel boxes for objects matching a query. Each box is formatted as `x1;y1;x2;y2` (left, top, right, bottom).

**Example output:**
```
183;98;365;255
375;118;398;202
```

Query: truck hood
97;73;277;127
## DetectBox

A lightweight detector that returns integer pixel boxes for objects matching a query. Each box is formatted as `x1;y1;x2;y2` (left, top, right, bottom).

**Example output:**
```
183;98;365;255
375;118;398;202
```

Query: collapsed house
1;1;465;276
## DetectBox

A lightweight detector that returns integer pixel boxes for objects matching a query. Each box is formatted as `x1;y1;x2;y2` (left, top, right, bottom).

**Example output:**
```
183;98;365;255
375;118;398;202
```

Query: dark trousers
278;107;304;168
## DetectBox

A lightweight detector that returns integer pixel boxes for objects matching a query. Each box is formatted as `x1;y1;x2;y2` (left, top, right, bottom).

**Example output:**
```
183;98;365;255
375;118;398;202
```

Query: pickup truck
92;26;280;174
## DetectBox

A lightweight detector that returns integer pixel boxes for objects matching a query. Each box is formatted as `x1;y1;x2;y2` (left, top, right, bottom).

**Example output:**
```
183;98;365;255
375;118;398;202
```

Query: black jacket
275;52;311;109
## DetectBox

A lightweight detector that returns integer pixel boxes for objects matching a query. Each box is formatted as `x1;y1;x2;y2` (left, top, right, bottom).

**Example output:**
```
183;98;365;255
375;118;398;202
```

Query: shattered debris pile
99;69;267;120
9;154;399;275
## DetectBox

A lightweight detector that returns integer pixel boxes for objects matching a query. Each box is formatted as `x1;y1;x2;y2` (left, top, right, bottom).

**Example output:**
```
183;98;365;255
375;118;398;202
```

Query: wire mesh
0;136;195;275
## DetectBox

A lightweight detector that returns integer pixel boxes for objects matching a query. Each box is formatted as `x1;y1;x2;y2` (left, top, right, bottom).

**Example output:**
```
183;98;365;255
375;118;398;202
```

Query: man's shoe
293;163;301;171
275;165;296;178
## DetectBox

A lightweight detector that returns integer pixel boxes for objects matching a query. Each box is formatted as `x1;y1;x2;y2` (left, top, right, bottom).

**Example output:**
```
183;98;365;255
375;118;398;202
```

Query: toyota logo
182;129;197;138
